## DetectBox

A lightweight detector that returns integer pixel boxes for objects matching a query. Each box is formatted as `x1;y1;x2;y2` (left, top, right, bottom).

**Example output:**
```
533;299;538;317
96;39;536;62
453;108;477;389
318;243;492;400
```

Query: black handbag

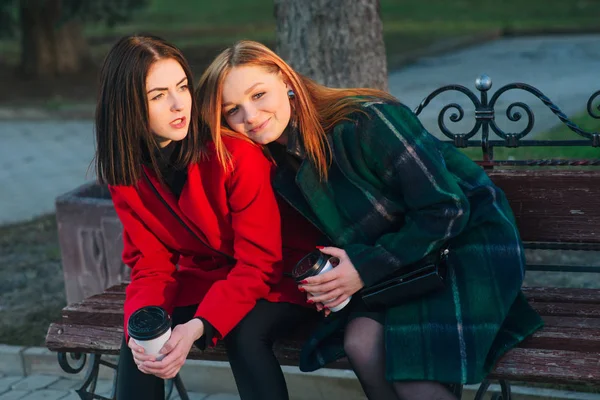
360;247;450;311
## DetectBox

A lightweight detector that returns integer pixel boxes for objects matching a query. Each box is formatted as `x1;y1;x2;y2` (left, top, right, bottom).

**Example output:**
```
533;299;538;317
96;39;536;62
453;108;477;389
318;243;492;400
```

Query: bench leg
446;383;463;399
473;379;512;400
57;352;118;400
166;374;190;400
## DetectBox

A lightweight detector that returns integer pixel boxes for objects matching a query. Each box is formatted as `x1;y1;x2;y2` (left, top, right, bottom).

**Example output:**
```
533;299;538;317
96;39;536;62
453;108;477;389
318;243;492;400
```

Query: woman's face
221;65;291;145
146;58;192;147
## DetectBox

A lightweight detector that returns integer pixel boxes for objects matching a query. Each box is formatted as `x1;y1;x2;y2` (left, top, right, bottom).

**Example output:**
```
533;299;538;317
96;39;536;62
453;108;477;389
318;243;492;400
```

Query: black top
156;141;187;198
147;141;215;349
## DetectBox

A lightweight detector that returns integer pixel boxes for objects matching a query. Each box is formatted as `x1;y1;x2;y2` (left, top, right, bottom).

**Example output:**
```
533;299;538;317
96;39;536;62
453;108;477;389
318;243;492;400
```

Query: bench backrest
489;170;600;245
414;74;599;248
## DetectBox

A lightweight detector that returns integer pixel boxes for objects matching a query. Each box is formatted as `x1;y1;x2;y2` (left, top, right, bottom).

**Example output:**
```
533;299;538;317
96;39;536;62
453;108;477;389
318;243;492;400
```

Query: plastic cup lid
128;306;171;341
292;250;328;282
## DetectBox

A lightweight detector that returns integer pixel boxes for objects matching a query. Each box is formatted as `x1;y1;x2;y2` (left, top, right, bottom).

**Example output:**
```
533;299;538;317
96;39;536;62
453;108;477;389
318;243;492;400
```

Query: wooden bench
46;75;600;400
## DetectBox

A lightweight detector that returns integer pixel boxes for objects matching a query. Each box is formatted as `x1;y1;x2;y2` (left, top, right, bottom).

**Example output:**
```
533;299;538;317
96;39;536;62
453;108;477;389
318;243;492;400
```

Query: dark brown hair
95;35;203;186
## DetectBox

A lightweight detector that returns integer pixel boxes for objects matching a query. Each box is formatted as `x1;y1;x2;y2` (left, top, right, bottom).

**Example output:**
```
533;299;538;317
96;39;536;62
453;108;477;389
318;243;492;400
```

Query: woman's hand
299;246;364;314
128;338;156;373
139;318;205;379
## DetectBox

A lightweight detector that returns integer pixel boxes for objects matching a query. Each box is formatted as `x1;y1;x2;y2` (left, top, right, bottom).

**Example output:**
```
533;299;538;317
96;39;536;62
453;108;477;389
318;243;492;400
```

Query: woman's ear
277;70;291;89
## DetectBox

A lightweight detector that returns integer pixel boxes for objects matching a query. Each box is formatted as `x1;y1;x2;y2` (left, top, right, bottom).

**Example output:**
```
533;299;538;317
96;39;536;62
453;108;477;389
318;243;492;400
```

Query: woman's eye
253;92;265;100
151;93;164;101
226;107;238;116
179;85;189;91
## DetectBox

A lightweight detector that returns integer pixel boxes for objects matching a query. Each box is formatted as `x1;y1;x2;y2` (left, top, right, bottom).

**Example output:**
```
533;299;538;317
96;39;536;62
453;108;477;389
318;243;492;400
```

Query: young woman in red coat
94;35;319;400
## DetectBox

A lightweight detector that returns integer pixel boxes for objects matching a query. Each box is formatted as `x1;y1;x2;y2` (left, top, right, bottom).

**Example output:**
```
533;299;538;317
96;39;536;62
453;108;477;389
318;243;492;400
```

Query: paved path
1;34;599;225
0;121;95;225
0;373;238;399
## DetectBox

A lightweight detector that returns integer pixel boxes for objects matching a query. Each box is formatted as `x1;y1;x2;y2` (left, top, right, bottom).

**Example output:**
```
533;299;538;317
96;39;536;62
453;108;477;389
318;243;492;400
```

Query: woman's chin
249;131;283;146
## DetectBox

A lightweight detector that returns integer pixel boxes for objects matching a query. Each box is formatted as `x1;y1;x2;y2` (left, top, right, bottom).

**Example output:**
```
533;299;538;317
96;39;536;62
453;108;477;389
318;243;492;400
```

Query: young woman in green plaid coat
198;41;544;399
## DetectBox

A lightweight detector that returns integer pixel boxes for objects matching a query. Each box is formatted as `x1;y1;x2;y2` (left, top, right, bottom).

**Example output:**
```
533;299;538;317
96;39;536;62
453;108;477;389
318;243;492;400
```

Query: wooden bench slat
103;283;128;294
46;322;350;369
59;285;600;329
541;316;600;330
83;293;126;304
490;348;600;385
531;302;600;318
46;323;123;355
61;300;600;328
79;285;600;308
522;326;600;352
489;170;600;244
523;287;600;304
61;304;122;328
68;286;600;309
48;322;600;355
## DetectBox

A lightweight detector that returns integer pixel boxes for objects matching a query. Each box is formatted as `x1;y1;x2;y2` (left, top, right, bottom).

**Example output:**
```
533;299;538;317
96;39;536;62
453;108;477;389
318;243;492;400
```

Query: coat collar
284;128;307;159
269;133;347;244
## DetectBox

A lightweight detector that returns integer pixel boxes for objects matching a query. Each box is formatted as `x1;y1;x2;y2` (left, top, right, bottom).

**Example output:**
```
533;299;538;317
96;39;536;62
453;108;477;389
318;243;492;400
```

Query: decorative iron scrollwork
413;74;600;164
57;352;87;374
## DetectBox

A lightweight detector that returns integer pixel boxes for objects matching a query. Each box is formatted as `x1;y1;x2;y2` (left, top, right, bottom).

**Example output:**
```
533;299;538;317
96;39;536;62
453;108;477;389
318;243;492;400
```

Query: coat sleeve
193;140;283;338
109;186;180;341
344;101;470;287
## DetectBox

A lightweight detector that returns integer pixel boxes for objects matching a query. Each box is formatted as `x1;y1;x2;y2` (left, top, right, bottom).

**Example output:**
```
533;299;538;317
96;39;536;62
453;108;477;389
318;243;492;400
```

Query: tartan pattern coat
271;99;543;384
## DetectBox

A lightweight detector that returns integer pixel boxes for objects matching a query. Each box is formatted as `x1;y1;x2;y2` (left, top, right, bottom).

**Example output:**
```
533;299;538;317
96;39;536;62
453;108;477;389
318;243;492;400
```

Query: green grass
460;110;600;160
3;0;600;68
0;214;66;346
83;0;600;36
82;0;600;57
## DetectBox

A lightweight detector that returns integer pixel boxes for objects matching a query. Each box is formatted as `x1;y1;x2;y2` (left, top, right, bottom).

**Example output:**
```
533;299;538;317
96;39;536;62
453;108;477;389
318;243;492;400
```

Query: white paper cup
132;327;172;360
292;250;351;312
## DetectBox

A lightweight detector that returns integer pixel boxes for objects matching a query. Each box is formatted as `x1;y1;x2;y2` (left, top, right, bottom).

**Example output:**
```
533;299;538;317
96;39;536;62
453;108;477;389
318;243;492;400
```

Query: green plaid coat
271;99;543;384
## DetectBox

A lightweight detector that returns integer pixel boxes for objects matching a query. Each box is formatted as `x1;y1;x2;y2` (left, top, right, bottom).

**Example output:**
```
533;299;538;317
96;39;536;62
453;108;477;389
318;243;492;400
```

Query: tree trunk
19;0;90;78
275;0;388;91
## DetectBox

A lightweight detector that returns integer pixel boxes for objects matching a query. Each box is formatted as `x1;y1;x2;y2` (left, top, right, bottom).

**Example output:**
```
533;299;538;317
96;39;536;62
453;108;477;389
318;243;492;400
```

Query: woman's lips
170;116;187;129
249;118;270;134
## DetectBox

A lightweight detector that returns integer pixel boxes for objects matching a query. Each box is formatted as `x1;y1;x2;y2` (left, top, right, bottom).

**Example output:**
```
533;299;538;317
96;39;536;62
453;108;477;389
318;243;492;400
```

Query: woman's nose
245;106;259;125
170;93;185;111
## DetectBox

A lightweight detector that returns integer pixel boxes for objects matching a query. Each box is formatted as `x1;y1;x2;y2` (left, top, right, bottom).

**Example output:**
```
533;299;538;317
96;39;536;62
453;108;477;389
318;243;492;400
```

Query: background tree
275;0;388;91
0;0;149;78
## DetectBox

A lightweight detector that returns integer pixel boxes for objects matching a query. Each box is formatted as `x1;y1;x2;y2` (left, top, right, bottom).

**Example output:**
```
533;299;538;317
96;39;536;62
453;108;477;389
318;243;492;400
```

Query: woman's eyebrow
147;77;187;94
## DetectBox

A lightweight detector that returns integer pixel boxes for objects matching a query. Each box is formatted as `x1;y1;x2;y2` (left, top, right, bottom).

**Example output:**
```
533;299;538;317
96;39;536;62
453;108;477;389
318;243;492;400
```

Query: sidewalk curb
0;345;26;376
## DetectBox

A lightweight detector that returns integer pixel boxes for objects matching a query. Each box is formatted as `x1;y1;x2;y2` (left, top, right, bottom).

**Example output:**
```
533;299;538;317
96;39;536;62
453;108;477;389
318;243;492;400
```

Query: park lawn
459;109;600;161
0;214;65;346
85;0;600;36
82;0;600;68
1;0;600;74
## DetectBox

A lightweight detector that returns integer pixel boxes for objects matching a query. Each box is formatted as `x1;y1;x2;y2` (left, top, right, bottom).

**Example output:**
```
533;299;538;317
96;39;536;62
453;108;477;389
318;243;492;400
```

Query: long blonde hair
196;40;396;179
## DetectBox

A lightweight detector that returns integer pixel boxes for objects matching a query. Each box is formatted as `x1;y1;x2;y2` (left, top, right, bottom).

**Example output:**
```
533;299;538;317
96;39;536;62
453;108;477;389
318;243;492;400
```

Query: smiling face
220;65;292;145
146;58;192;147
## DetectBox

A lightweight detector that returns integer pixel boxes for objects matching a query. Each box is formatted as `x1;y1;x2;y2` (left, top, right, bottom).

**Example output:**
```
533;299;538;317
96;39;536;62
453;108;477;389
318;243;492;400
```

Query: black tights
344;317;457;400
116;300;316;400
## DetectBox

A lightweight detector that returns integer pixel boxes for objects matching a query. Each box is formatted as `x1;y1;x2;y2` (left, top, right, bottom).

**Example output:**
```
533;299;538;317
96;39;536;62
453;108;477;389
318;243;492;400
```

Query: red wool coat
109;137;317;341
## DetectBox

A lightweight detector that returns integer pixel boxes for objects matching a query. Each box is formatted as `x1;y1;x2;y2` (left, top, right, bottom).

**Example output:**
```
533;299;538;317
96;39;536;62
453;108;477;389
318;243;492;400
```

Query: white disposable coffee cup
128;306;172;360
292;250;352;312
